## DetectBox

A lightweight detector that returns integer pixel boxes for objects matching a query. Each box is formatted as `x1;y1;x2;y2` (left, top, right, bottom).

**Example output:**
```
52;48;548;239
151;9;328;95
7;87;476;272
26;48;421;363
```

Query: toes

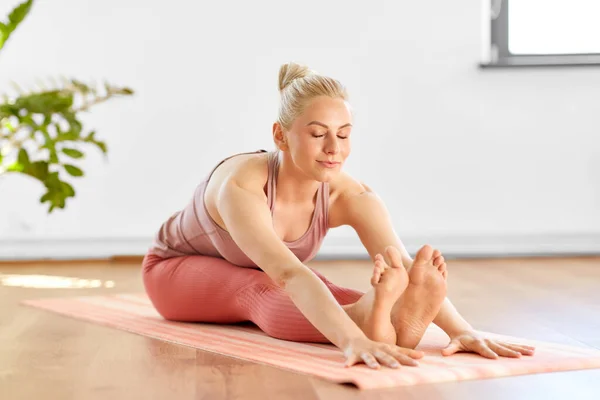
433;255;445;267
432;249;442;259
375;253;391;271
385;246;404;269
371;256;386;286
440;263;448;279
371;262;383;286
415;245;434;263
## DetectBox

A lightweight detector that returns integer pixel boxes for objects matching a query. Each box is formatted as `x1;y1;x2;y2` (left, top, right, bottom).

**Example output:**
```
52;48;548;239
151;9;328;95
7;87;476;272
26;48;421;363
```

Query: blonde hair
277;62;349;131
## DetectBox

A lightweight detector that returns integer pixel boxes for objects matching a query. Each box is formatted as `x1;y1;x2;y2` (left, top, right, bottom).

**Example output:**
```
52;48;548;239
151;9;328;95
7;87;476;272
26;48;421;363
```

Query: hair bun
278;62;314;92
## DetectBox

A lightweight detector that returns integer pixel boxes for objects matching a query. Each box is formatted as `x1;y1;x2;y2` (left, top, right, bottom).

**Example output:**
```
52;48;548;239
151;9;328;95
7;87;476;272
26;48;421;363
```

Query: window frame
480;0;600;68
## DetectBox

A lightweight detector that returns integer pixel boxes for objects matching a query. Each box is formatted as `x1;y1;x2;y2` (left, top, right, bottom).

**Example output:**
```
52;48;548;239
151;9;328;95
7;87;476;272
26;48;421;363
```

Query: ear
272;122;289;151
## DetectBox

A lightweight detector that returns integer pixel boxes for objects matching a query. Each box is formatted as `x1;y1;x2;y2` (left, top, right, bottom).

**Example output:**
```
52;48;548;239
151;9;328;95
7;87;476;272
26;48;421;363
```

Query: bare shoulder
328;171;379;228
204;152;270;228
207;151;269;193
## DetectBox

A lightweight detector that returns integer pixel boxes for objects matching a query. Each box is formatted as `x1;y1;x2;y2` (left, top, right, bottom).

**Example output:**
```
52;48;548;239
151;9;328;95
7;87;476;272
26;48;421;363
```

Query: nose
324;136;340;155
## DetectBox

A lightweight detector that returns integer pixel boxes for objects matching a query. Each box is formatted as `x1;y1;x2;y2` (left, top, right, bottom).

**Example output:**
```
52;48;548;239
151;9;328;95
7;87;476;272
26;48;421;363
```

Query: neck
275;151;321;204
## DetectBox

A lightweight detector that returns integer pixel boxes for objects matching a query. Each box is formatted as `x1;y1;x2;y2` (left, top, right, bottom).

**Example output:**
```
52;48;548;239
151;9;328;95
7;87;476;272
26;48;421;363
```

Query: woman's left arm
330;182;535;358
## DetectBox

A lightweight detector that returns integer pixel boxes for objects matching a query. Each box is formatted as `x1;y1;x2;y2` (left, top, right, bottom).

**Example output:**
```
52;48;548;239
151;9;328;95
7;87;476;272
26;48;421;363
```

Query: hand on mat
343;337;424;369
442;330;536;359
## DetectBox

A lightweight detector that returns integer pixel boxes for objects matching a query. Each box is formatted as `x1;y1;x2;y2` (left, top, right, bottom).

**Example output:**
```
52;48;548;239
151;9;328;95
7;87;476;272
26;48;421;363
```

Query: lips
318;161;340;168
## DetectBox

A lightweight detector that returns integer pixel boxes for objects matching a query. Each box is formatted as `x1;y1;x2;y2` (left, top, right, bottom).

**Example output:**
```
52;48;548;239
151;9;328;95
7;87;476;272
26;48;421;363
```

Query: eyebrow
306;121;352;130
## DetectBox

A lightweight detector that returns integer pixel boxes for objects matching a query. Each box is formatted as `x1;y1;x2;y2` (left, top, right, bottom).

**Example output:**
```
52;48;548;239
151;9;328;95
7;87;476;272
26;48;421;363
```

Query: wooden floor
1;255;600;399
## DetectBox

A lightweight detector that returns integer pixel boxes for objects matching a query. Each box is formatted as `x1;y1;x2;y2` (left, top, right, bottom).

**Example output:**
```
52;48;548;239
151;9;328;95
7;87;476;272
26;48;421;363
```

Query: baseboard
0;237;154;261
318;233;600;259
1;233;599;261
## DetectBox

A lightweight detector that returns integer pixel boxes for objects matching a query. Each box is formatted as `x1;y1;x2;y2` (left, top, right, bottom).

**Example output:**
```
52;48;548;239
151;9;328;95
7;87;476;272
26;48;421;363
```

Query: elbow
272;267;302;289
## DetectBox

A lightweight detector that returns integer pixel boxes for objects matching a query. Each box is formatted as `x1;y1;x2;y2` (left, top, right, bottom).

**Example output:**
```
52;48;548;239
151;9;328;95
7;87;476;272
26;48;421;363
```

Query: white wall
1;0;599;260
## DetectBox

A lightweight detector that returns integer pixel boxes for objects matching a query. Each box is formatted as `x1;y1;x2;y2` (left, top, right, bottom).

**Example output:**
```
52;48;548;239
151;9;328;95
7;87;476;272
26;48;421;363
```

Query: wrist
339;331;367;349
446;323;474;339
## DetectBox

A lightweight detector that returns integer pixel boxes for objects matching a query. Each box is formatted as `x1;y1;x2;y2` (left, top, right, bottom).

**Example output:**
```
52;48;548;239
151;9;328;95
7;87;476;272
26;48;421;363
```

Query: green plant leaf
62;148;84;158
60;180;75;196
0;69;134;213
0;103;18;118
38;129;59;164
49;151;58;164
0;0;33;52
39;171;75;212
7;0;33;29
63;112;82;136
56;129;80;141
13;90;73;114
23;160;49;180
94;140;107;154
0;22;7;50
6;161;25;172
70;79;91;94
41;189;65;212
1;116;16;132
17;148;30;166
82;130;107;154
64;164;83;177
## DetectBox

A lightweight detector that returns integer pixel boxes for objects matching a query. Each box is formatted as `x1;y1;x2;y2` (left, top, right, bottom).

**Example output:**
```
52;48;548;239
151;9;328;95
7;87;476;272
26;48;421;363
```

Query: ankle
343;302;366;327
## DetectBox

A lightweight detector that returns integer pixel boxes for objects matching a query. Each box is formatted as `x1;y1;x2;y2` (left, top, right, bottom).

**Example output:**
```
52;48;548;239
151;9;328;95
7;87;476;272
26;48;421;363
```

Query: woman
142;62;535;370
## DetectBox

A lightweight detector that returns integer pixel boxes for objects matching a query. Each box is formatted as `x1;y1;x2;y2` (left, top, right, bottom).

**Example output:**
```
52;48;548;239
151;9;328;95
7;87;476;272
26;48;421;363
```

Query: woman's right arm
217;174;423;369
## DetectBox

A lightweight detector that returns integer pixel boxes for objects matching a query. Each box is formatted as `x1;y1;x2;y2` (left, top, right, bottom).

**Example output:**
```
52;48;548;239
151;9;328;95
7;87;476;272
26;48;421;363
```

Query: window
481;0;600;67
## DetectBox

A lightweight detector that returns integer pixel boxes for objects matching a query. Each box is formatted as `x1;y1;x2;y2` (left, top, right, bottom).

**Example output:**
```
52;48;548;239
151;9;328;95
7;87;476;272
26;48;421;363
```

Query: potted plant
0;0;134;212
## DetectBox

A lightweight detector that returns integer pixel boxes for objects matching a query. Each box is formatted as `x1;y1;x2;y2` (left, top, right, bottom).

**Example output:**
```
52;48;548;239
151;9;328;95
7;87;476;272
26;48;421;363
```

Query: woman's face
276;96;353;182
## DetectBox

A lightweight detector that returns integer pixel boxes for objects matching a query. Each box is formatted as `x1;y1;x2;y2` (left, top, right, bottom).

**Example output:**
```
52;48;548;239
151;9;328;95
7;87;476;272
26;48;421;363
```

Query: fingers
395;346;425;359
365;345;422;369
499;342;536;356
473;340;499;359
488;342;522;358
373;350;402;368
388;350;420;367
345;345;423;370
361;348;419;370
361;352;381;369
486;340;537;358
377;344;421;367
344;352;359;368
345;352;381;369
441;341;462;356
442;337;536;360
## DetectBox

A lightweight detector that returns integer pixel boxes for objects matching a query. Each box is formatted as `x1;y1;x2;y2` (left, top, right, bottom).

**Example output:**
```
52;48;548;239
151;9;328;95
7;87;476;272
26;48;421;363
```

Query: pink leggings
142;253;364;343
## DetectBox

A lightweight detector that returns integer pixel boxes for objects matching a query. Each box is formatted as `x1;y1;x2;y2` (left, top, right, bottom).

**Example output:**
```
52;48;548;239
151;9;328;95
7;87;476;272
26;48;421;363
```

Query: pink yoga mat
22;293;600;390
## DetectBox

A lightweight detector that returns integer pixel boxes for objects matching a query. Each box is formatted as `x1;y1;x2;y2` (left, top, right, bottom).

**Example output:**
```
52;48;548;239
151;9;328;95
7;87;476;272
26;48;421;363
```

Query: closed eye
311;133;349;139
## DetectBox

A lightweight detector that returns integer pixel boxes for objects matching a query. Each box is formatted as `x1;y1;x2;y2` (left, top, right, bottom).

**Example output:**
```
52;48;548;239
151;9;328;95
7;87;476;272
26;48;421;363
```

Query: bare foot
344;246;409;345
391;244;447;349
